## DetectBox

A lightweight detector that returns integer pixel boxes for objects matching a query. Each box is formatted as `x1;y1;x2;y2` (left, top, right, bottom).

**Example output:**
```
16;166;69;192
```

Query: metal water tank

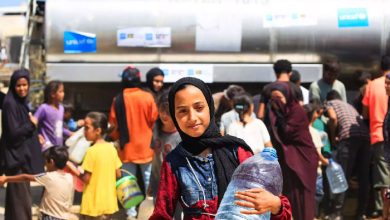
45;0;390;82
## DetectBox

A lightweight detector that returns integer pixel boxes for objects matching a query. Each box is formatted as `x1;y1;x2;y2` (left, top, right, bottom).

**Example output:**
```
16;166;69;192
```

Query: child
303;104;329;165
63;102;84;132
226;93;272;154
71;112;122;219
144;67;165;99
150;77;291;219
0;146;74;220
310;104;336;219
34;80;72;151
303;103;330;218
149;89;182;219
150;89;181;198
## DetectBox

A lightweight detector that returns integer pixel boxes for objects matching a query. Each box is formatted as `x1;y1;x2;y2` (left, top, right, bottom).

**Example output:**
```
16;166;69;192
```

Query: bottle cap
261;147;277;159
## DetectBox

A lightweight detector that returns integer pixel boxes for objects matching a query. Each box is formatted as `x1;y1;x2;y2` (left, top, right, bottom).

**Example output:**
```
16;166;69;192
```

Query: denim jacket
171;145;219;216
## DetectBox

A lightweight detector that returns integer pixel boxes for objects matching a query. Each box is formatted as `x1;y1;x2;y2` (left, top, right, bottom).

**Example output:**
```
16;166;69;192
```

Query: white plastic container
65;127;91;164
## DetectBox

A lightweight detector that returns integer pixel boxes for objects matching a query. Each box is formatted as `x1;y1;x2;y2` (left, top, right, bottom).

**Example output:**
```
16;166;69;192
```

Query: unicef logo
338;8;369;28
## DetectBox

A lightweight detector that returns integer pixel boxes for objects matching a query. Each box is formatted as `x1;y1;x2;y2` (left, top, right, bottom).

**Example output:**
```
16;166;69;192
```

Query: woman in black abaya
0;69;44;220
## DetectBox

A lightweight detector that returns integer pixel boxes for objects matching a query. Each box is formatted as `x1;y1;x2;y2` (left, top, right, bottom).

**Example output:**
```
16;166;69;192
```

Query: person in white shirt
0;146;74;220
226;93;272;154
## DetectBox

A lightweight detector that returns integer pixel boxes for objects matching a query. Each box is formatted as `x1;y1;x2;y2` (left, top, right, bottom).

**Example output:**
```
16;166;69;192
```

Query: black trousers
331;137;371;215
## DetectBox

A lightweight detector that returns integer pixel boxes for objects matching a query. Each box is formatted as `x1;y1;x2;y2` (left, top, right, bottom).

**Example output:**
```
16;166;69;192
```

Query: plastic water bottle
326;158;348;194
216;148;283;220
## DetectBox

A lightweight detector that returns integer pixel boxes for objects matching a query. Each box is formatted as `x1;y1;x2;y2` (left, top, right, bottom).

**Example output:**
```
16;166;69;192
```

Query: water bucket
116;169;144;209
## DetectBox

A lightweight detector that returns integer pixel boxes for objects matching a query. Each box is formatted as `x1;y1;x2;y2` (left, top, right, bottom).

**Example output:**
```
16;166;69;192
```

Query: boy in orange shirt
109;66;158;218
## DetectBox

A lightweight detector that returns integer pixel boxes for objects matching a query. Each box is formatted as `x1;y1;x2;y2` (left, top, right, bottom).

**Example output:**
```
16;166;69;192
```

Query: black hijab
8;69;30;106
146;67;164;94
0;69;44;174
168;77;253;205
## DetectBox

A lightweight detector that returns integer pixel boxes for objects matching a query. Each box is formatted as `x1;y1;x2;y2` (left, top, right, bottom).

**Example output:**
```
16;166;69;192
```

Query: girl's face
174;85;210;137
15;78;29;98
153;75;164;92
84;117;101;142
53;84;65;102
385;78;390;96
159;110;175;128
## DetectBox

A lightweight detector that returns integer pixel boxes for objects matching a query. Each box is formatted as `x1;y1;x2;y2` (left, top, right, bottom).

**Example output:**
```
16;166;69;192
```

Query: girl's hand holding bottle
235;188;282;215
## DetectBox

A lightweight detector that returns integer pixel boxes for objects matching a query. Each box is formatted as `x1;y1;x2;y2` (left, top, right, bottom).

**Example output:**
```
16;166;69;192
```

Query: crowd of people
0;55;390;220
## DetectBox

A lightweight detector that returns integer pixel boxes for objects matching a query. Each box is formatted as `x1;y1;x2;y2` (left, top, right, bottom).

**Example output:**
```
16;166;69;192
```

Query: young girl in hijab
267;82;318;220
145;67;164;98
150;77;291;220
0;69;45;220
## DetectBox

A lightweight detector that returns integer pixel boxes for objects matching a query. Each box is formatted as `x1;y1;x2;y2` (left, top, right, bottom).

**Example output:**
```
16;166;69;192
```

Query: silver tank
45;0;390;82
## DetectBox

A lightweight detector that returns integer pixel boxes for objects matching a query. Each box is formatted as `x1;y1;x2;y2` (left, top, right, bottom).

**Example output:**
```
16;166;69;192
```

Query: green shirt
312;118;332;155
